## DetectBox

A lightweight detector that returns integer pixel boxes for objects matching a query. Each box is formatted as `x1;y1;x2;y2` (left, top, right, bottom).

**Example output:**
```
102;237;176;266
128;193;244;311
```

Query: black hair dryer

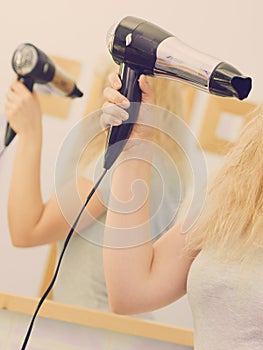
103;16;252;170
4;43;84;147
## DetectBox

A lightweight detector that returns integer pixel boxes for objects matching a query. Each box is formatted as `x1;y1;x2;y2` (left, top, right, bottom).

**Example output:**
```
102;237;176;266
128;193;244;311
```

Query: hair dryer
103;16;252;170
4;43;84;146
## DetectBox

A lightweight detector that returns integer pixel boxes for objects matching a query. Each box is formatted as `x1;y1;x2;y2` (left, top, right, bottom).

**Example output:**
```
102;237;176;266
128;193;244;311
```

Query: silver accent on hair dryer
154;37;251;100
154;36;219;90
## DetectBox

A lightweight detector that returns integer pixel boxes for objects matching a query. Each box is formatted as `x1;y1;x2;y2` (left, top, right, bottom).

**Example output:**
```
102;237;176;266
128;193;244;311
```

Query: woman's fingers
103;86;130;108
101;102;129;120
102;73;130;130
108;72;122;90
10;80;30;94
139;75;154;104
4;80;42;135
105;73;153;105
101;71;154;132
101;101;129;129
104;72;130;108
100;113;123;128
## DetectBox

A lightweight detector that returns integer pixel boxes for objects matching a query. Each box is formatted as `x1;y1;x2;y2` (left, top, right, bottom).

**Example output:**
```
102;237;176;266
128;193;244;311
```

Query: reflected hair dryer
5;43;84;146
103;16;252;170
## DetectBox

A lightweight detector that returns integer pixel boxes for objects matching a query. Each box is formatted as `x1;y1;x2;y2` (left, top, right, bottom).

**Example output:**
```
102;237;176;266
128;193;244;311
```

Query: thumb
139;75;153;104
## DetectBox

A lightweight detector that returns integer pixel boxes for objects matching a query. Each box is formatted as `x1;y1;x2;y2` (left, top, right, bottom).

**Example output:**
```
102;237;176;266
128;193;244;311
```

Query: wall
0;0;262;333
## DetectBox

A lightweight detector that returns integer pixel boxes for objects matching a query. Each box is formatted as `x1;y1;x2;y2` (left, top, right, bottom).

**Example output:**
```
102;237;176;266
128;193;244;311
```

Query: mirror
0;2;261;349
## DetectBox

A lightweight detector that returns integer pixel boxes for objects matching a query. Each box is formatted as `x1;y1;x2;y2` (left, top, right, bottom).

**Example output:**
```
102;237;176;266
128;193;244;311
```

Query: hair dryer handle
4;77;34;146
103;64;142;170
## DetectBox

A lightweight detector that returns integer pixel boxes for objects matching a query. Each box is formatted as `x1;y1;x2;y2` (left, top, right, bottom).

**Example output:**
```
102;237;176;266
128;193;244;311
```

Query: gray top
187;248;263;350
53;148;183;310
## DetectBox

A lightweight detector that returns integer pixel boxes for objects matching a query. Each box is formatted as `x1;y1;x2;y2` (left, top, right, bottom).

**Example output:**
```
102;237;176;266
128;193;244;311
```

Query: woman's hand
4;80;42;137
101;72;154;133
101;72;155;160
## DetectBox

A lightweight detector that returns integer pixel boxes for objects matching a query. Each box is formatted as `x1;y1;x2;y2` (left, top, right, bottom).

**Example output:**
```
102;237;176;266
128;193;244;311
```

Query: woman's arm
102;73;196;315
5;81;105;247
104;157;194;315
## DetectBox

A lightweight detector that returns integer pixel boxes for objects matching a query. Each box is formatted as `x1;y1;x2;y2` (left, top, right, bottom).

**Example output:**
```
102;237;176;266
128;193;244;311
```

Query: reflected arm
8;134;105;247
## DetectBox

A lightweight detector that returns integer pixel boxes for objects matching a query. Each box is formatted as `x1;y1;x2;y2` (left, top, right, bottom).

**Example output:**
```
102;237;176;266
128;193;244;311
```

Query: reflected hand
4;80;42;137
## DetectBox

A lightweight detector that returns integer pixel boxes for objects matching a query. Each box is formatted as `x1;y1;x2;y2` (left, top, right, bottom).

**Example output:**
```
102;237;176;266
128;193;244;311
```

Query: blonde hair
186;108;263;261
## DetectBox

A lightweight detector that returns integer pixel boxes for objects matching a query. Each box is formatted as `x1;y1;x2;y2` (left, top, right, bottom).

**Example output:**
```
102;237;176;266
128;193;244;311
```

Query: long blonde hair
186;109;263;261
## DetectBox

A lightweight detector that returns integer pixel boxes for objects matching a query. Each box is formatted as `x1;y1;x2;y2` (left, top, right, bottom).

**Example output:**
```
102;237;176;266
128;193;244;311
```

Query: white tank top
187;248;263;350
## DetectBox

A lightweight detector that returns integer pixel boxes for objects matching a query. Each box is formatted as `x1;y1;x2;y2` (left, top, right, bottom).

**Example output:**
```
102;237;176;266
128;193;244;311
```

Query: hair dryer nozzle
209;62;252;100
69;85;83;98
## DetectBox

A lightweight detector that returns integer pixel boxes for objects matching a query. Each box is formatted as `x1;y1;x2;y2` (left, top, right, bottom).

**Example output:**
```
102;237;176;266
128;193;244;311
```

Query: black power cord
20;168;108;350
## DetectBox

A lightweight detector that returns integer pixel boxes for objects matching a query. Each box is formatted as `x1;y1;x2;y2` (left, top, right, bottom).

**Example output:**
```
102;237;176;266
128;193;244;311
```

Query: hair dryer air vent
12;44;38;76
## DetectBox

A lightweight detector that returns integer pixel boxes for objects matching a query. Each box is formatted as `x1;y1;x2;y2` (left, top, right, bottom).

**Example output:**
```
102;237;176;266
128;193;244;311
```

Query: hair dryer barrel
154;36;252;100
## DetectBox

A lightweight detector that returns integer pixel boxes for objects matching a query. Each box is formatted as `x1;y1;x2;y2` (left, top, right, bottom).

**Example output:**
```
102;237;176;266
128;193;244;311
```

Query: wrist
18;129;42;151
119;138;154;162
